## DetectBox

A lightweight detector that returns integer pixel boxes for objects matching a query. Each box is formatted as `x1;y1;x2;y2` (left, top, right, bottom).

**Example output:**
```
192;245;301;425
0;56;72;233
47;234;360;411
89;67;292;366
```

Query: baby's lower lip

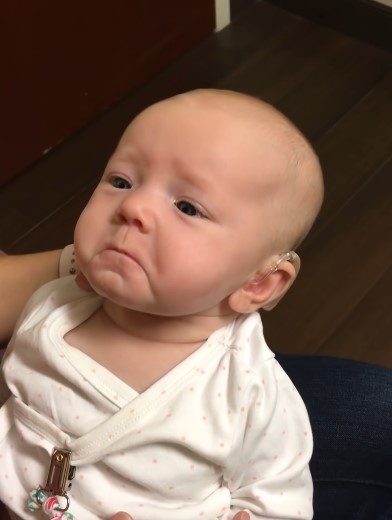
105;248;141;266
111;247;130;257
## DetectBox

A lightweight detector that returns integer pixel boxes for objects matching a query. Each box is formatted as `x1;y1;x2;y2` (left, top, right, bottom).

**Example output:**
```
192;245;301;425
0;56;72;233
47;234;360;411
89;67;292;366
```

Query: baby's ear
228;252;300;314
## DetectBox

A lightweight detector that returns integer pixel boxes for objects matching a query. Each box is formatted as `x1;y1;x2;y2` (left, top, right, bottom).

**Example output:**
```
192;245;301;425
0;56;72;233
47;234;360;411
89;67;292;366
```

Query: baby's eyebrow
105;146;146;173
172;160;215;192
110;148;138;163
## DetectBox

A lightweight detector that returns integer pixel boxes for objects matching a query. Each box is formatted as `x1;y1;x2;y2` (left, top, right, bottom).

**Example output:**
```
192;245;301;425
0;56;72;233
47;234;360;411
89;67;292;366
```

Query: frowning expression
74;95;282;317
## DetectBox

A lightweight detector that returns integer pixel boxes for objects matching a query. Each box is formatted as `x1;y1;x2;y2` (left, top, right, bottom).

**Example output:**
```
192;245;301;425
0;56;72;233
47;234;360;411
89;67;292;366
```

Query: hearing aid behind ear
271;251;300;276
261;251;300;311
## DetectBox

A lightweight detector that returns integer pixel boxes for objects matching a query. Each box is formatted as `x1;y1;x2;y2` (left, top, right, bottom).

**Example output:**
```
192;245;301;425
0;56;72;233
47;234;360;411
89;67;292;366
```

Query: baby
0;89;324;520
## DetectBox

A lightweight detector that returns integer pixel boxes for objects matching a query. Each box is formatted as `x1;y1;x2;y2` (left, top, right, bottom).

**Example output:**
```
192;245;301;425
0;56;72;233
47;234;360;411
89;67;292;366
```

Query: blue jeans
278;355;392;520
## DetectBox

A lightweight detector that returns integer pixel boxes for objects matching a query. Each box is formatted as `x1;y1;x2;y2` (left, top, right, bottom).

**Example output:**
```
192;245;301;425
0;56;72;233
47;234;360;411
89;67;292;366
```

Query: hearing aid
260;251;301;311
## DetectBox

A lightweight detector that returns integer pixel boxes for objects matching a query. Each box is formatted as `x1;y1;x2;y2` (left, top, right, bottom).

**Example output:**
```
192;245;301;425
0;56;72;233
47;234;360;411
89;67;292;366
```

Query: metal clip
38;448;76;512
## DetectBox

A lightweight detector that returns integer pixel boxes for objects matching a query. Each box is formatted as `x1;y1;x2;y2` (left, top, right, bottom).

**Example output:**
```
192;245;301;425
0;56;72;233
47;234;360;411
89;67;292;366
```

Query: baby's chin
83;267;159;313
86;269;137;297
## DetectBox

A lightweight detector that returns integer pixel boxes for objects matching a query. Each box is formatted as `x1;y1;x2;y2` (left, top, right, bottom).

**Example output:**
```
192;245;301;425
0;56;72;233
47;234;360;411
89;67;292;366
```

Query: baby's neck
102;300;237;345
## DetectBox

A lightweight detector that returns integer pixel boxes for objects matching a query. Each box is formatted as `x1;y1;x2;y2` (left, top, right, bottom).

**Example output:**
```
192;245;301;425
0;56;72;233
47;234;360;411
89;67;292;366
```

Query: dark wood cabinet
1;1;215;186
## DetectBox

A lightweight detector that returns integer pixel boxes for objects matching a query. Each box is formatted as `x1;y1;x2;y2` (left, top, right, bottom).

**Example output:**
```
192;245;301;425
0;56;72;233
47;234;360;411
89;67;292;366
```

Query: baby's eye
110;176;132;190
174;200;203;218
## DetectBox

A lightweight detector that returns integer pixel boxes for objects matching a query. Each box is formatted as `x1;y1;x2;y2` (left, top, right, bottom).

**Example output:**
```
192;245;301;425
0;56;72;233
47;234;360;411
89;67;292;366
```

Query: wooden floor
1;1;391;367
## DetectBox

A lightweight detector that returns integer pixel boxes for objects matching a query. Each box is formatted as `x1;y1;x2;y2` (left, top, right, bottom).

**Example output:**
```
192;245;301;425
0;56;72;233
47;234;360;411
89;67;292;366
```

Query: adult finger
233;512;250;520
109;513;133;520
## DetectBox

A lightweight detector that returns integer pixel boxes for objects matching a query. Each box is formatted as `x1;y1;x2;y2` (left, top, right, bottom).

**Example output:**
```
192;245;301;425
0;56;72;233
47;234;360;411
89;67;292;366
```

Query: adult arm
0;250;61;342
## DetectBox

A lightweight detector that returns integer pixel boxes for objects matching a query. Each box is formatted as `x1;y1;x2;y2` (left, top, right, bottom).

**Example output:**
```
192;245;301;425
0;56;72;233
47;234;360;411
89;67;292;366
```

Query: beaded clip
27;448;77;519
27;486;77;519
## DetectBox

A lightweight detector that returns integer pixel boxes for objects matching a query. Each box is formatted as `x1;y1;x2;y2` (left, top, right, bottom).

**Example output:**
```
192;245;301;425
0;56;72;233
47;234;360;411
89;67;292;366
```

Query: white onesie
0;276;313;520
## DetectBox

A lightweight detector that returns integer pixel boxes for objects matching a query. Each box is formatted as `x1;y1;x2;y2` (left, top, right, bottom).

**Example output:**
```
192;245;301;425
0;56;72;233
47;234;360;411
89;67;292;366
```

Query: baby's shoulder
15;276;94;334
28;276;84;309
230;312;275;368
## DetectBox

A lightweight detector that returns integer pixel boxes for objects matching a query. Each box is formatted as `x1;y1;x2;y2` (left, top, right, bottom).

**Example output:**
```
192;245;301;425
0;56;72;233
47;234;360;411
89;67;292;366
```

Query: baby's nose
117;188;156;232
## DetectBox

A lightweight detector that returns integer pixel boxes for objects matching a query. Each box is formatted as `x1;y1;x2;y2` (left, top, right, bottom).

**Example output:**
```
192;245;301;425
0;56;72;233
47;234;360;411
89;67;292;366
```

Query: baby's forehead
131;90;276;126
120;93;295;157
112;96;299;201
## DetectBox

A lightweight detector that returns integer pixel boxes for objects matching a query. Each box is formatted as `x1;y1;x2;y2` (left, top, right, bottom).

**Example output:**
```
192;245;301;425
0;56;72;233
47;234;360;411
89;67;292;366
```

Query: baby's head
74;89;324;318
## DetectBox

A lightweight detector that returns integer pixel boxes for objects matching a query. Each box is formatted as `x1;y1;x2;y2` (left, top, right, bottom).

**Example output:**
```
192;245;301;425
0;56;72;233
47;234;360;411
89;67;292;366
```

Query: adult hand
109;511;250;520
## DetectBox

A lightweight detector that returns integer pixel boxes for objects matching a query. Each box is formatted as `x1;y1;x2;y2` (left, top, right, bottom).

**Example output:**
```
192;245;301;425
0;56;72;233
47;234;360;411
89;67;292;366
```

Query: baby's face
74;96;281;317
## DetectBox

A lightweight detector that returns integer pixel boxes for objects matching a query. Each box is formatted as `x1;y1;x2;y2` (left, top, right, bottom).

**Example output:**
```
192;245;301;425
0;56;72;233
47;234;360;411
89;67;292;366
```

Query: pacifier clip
27;448;77;519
